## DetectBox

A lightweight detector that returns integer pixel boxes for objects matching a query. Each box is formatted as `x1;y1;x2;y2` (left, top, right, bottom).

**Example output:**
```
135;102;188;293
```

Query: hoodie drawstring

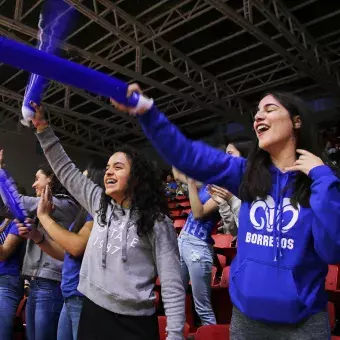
121;210;132;262
101;204;132;267
101;209;116;268
274;172;291;262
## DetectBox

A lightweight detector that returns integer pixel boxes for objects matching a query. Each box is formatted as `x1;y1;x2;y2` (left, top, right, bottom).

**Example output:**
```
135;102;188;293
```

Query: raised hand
29;101;49;132
37;185;54;218
285;149;324;175
208;185;233;204
110;83;150;115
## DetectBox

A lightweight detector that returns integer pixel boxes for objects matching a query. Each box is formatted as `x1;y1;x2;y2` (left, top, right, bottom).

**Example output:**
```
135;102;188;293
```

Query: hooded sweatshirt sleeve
309;165;340;263
138;106;246;196
150;217;185;340
35;127;103;216
219;200;237;236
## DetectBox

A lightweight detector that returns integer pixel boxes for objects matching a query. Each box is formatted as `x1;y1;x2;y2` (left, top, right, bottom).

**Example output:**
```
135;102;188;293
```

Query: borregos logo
245;195;300;250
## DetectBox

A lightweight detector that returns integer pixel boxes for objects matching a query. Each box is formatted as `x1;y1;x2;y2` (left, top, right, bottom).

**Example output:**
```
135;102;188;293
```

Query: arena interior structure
0;0;340;156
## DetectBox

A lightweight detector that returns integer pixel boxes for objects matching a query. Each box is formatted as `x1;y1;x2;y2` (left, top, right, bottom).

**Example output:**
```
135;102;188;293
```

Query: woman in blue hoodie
112;86;340;340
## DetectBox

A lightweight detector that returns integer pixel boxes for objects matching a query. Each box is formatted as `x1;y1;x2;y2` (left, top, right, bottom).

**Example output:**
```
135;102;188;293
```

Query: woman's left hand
285;149;324;175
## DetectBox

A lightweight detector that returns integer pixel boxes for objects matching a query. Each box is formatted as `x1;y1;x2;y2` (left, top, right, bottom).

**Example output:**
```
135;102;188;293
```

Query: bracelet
35;233;45;245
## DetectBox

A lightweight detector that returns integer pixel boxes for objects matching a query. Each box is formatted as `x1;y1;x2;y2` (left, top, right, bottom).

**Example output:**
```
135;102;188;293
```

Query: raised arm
150;218;185;340
138;106;246;196
31;103;103;216
187;180;218;219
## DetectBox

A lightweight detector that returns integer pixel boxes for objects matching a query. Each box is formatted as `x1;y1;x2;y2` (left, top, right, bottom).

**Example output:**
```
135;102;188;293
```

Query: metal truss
208;0;340;96
0;0;340;153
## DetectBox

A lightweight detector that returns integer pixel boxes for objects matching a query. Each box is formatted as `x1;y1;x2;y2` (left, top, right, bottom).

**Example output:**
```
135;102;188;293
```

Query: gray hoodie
0;184;77;282
37;127;186;340
20;195;77;281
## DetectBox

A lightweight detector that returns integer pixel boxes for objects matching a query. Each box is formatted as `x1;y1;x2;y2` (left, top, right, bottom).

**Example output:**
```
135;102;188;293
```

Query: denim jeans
178;231;216;325
0;275;22;340
26;278;64;340
57;296;84;340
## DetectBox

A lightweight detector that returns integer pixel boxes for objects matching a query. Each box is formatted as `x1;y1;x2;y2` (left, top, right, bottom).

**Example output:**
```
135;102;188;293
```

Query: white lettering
130;238;139;248
263;235;269;247
110;228;118;239
287;239;294;250
244;233;294;251
114;232;122;242
111;245;120;254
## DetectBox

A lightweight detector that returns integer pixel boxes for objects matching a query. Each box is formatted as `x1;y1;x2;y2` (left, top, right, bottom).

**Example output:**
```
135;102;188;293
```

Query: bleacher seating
195;324;230;340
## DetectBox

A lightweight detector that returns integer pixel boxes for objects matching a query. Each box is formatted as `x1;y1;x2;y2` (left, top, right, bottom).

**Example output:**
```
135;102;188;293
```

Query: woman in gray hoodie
0;152;78;340
29;102;186;340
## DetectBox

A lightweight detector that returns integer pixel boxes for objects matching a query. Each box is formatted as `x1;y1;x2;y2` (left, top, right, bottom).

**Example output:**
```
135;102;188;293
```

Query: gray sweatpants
230;307;331;340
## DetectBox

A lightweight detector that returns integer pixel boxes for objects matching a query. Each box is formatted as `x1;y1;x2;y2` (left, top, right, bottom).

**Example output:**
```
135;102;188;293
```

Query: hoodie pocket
232;258;307;323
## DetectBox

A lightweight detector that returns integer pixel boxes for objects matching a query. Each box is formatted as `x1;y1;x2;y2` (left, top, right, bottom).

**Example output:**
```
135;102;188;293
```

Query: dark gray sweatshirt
36;127;186;340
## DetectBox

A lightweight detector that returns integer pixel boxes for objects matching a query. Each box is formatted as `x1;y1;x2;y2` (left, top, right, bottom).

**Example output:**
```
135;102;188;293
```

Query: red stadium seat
170;209;182;217
175;195;188;201
168;202;177;209
178;201;191;208
195;324;230;340
212;234;233;248
220;266;230;288
173;217;186;233
328;301;336;330
326;265;340;291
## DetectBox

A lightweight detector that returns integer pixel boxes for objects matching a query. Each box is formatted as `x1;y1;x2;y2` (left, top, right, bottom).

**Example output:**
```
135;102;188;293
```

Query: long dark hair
71;158;105;233
239;91;335;207
96;145;169;236
224;137;252;158
38;163;69;196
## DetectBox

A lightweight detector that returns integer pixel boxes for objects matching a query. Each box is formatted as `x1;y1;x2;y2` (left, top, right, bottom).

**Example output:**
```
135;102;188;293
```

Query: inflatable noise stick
0;36;154;115
21;0;76;126
0;169;29;227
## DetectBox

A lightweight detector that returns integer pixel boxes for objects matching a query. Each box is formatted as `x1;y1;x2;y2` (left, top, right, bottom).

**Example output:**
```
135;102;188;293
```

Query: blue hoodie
139;106;340;324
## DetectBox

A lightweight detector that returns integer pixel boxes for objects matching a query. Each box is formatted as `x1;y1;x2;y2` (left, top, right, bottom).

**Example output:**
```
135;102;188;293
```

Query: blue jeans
0;275;22;340
57;296;84;340
178;231;216;325
26;278;64;340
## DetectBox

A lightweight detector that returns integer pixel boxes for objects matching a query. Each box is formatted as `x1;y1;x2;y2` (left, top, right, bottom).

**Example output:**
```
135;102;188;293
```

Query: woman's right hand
16;218;41;242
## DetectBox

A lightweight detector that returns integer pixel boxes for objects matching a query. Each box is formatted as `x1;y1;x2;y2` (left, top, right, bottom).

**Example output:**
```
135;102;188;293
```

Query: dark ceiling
0;0;340;155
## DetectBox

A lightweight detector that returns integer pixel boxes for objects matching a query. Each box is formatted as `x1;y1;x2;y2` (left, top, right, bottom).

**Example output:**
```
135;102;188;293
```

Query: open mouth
256;124;270;135
106;179;117;186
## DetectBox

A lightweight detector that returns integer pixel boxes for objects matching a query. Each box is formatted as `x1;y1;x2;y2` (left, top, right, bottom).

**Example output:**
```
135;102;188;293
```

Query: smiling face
104;152;131;203
32;170;51;197
254;94;300;153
